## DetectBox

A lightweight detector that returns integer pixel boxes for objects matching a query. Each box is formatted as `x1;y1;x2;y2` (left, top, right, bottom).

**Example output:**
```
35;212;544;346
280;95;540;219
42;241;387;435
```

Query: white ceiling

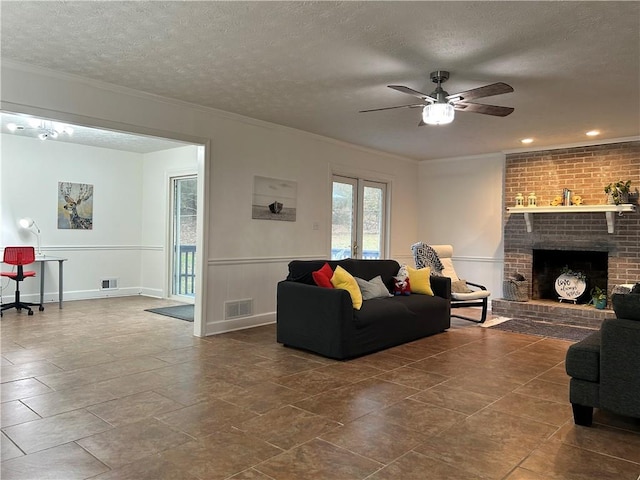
1;1;638;160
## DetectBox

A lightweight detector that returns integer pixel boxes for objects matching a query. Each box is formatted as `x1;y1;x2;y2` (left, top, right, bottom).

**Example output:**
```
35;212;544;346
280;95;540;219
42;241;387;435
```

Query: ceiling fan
360;71;514;126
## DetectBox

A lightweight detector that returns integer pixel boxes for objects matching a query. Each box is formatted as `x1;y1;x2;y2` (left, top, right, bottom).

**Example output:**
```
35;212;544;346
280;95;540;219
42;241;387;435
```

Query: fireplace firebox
532;249;608;303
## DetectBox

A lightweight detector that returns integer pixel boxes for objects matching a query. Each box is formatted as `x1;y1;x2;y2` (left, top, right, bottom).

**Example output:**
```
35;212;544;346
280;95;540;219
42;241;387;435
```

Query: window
331;175;387;259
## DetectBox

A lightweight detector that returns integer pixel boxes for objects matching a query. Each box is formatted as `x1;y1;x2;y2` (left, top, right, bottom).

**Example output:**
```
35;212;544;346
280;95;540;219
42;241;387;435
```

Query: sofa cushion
331;265;363;310
344;259;401;291
353;297;414;328
452;279;473;294
288;260;338;284
353;294;448;329
312;263;334;288
356;275;392;300
407;266;434;296
612;293;640;321
565;330;601;382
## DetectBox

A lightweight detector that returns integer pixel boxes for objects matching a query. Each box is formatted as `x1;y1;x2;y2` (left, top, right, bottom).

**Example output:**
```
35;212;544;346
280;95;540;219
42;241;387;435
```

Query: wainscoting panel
204;255;319;335
3;245;149;302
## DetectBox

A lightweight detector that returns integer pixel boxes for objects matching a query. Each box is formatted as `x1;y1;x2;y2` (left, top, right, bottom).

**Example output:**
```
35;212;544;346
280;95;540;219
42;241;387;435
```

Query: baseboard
10;288;143;304
205;312;276;335
139;288;164;298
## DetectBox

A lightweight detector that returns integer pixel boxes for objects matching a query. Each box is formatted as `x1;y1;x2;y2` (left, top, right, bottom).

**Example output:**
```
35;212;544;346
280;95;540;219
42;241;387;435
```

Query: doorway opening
1;109;208;336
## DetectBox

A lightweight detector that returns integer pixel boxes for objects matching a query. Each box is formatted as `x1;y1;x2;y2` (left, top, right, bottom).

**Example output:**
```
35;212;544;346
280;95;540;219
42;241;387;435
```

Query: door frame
331;173;389;260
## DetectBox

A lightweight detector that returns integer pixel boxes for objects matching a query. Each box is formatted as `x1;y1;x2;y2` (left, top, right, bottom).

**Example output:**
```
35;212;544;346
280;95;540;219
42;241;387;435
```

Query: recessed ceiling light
521;138;534;144
586;130;600;136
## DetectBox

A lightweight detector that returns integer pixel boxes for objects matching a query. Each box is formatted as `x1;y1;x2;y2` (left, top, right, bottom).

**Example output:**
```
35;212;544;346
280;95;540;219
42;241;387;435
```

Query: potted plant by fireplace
589;286;607;309
604;180;631;205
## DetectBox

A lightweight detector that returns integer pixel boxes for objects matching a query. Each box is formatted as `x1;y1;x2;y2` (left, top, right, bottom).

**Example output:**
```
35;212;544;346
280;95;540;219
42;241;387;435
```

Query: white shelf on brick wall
507;204;637;234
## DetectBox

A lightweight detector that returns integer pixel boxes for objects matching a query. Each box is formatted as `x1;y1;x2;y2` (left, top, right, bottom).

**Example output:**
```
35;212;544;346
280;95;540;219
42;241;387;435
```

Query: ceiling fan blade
447;82;513;102
388;85;435;102
454;102;514;117
359;104;424;113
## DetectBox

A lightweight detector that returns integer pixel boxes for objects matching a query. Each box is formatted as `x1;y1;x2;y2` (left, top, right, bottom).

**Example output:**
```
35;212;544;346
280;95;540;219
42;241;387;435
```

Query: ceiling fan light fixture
422;103;455;125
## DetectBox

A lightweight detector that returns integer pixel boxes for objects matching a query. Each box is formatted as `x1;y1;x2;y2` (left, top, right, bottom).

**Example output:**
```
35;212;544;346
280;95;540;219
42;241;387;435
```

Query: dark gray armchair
565;294;640;426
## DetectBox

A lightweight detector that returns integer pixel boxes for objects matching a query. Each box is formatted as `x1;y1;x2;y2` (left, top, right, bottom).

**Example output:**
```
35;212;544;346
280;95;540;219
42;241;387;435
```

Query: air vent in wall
225;299;253;319
100;278;118;290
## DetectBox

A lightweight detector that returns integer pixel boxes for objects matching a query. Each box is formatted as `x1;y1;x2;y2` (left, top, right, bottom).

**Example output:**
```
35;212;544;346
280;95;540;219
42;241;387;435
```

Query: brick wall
503;140;640;300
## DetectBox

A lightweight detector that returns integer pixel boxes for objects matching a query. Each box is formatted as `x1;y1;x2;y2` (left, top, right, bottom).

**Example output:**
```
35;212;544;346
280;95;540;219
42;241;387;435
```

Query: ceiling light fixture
521;138;534;144
5;118;74;141
586;130;600;136
422;103;455;125
7;123;24;132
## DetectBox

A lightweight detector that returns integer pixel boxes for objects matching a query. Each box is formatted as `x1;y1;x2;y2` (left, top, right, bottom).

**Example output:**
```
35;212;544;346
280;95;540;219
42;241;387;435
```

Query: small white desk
34;255;67;309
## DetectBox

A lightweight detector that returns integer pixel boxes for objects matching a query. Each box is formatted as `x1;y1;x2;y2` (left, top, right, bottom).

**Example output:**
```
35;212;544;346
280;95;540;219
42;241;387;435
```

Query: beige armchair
412;243;490;323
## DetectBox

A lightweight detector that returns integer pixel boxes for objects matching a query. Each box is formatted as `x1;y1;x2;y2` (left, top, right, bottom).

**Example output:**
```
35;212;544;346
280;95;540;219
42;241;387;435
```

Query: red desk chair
1;246;41;317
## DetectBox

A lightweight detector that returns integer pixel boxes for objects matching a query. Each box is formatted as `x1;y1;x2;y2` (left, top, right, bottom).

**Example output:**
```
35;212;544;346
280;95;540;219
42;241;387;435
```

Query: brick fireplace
492;141;640;328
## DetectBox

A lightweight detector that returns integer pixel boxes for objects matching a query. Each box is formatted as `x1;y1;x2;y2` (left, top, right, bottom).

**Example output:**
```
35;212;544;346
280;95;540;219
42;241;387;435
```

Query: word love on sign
554;273;587;301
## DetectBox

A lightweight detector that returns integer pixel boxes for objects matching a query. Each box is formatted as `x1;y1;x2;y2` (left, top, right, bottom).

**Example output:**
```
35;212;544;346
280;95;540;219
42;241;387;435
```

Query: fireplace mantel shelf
507;204;637;234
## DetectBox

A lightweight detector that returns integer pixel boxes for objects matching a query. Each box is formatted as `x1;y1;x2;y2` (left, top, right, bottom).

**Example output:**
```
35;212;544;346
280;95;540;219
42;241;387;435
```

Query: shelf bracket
605;211;615;234
523;212;533;233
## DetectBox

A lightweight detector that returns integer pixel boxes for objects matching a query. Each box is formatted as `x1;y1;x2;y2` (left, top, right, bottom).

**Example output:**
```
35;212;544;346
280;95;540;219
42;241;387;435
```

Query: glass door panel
331;177;356;259
171;175;197;298
362;183;384;259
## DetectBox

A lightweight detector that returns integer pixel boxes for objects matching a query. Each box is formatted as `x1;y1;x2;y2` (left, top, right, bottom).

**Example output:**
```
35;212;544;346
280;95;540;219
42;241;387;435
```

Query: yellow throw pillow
407;266;434;296
330;265;363;309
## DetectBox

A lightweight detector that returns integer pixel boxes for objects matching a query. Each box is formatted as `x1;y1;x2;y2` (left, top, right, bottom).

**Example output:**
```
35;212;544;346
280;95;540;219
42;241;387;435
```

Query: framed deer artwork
58;181;94;230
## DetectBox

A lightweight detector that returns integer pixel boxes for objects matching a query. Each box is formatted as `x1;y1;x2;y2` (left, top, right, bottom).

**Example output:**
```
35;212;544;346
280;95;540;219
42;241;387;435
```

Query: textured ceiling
1;1;638;160
0;112;189;153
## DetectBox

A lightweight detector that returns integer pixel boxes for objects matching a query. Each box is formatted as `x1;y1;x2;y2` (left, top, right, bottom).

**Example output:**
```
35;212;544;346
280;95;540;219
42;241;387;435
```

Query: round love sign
555;273;586;301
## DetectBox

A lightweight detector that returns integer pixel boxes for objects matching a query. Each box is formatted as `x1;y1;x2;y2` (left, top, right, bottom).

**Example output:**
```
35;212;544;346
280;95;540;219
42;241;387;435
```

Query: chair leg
451;312;483;323
450;299;489;324
479;298;488;323
1;285;36;316
572;403;593;426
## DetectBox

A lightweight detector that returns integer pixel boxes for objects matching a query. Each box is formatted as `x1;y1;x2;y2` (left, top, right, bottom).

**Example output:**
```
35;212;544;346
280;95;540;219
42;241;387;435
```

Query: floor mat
489;317;597;342
145;305;194;322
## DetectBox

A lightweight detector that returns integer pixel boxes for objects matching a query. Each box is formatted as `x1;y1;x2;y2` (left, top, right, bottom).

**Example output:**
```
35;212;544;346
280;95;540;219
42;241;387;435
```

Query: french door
170;175;197;299
331;175;387;260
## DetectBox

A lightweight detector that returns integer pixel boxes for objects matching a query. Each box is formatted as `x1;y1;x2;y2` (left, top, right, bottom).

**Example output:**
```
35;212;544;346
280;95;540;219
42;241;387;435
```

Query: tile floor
1;297;639;479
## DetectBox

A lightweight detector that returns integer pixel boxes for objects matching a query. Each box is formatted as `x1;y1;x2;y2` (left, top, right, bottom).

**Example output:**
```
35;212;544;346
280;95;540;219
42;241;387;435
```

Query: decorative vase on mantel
604;180;632;205
607;192;629;205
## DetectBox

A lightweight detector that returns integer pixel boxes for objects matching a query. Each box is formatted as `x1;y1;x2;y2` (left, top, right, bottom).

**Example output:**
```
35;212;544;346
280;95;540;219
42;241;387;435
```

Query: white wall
417;153;505;303
2;62;420;335
1;134;145;300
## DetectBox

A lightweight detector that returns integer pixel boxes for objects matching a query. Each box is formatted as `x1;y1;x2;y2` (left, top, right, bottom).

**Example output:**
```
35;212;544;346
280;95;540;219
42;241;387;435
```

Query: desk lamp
19;217;43;256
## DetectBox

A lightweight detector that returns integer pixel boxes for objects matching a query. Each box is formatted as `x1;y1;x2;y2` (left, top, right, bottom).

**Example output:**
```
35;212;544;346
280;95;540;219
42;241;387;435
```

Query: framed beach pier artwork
252;176;297;222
